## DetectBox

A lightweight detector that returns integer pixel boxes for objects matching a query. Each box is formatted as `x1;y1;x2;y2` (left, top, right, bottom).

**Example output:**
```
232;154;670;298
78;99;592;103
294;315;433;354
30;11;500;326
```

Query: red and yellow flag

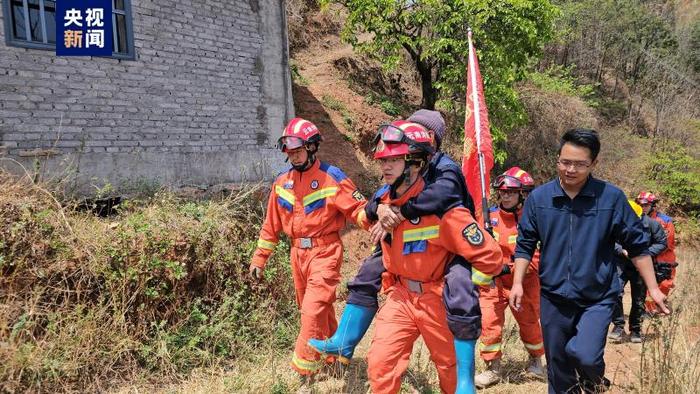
462;29;494;227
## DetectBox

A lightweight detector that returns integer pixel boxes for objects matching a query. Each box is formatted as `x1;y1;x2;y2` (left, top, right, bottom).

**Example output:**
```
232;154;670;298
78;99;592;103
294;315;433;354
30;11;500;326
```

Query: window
2;0;135;59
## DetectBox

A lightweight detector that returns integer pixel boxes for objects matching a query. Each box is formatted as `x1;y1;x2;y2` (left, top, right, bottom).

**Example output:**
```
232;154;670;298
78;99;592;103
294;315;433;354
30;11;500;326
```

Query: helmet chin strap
290;144;318;171
500;202;519;213
389;167;410;197
390;158;425;195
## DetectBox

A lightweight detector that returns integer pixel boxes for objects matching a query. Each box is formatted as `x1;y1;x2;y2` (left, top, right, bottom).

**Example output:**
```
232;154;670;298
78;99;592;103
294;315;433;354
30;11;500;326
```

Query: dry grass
113;247;699;394
0;171;298;392
501;82;599;183
635;248;700;393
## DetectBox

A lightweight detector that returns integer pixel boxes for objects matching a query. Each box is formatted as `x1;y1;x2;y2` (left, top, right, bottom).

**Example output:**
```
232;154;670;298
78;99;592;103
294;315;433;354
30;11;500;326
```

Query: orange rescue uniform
478;206;544;361
251;160;369;375
646;211;677;312
367;179;503;394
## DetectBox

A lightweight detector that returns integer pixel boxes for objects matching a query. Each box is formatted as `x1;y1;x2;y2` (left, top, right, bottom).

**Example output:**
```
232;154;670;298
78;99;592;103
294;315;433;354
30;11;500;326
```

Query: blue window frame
2;0;135;59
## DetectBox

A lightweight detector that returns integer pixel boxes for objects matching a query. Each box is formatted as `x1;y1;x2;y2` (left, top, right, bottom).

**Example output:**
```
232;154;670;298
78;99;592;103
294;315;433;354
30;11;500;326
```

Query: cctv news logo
56;0;112;56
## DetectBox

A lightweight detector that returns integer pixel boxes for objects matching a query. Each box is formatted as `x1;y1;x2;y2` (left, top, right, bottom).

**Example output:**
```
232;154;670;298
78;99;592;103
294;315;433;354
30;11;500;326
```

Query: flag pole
468;28;490;230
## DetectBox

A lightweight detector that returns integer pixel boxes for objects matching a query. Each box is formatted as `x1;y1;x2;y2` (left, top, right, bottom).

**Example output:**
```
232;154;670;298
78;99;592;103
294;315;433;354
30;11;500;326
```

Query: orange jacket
649;211;676;264
489;206;540;273
378;178;503;285
251;160;370;268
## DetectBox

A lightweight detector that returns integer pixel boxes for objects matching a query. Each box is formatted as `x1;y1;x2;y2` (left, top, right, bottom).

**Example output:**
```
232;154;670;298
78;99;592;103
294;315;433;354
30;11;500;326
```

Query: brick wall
0;0;292;192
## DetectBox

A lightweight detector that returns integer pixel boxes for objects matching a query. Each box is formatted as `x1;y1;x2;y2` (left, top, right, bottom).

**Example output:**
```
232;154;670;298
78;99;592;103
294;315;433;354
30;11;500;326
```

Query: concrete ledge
2;149;287;194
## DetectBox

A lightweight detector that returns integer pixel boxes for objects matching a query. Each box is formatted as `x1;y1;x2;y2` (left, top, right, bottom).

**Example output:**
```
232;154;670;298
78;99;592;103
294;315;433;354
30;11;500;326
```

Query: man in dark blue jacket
509;128;670;393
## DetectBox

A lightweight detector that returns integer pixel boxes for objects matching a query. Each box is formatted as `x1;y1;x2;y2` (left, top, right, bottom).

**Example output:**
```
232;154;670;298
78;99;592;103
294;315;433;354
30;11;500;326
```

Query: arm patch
462;223;484;246
352;190;366;201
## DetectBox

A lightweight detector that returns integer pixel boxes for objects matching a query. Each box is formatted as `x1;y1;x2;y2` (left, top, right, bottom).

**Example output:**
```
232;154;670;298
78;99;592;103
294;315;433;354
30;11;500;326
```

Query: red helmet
493;167;535;191
278;118;322;152
373;120;434;160
636;191;658;205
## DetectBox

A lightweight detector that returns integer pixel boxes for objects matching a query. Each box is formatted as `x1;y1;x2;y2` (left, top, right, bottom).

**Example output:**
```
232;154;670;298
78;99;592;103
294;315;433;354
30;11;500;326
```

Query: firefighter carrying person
474;167;546;388
635;192;678;314
608;199;667;344
307;111;490;392
360;119;503;393
248;118;370;385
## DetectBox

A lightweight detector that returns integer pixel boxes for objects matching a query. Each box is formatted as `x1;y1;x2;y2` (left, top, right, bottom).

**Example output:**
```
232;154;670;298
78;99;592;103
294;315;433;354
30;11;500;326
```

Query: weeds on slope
638;249;700;394
0;172;298;392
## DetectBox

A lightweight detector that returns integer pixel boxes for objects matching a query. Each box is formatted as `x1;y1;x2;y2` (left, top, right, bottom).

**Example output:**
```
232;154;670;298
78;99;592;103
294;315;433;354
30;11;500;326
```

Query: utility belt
653;261;678;283
291;232;341;249
397;275;442;295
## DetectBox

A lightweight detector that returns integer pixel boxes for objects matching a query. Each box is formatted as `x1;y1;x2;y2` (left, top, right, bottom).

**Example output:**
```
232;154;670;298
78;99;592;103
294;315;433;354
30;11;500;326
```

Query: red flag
462;30;494;227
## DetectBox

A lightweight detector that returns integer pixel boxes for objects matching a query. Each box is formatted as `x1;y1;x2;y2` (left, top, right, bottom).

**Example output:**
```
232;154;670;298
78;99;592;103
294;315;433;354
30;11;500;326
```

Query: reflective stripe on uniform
472;268;494;286
257;239;277;251
356;210;367;228
480;342;502;352
303;187;338;206
493;231;500;241
403;225;440;242
275;185;296;206
508;235;517;244
524;341;544;351
291;352;322;372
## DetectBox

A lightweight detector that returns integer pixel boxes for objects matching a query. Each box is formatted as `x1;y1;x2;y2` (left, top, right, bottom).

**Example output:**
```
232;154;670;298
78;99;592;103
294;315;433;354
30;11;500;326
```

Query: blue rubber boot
454;339;477;394
308;303;376;364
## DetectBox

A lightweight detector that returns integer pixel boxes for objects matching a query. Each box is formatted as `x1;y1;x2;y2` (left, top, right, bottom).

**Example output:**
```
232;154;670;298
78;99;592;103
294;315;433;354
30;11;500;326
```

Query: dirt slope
292;35;391;194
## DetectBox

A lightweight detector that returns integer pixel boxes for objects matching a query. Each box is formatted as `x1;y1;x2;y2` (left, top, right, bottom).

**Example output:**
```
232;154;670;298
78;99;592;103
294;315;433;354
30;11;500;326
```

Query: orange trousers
289;241;342;375
645;268;675;313
367;282;456;394
478;272;544;361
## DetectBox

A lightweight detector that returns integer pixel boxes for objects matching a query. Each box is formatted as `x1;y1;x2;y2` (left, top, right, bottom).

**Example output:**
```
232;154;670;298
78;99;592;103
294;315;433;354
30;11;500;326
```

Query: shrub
379;99;401;117
0;174;298;392
646;144;700;215
527;65;600;107
290;63;310;87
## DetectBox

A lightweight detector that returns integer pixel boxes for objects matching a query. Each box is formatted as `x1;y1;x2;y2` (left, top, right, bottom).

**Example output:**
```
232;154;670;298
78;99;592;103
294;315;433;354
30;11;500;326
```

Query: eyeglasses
557;159;592;170
372;124;434;154
497;189;521;195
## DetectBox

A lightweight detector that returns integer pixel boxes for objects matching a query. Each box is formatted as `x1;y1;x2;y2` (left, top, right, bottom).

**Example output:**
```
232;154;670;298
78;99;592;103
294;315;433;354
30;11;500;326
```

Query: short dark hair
559;128;600;161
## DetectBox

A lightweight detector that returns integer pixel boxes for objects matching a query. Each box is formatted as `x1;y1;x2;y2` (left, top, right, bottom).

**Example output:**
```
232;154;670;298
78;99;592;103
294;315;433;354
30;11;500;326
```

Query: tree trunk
596;48;607;83
416;59;436;109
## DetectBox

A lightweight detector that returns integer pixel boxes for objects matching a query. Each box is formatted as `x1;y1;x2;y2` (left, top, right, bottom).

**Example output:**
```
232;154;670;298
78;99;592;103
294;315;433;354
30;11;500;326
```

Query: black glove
653;262;677;283
495;264;511;277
